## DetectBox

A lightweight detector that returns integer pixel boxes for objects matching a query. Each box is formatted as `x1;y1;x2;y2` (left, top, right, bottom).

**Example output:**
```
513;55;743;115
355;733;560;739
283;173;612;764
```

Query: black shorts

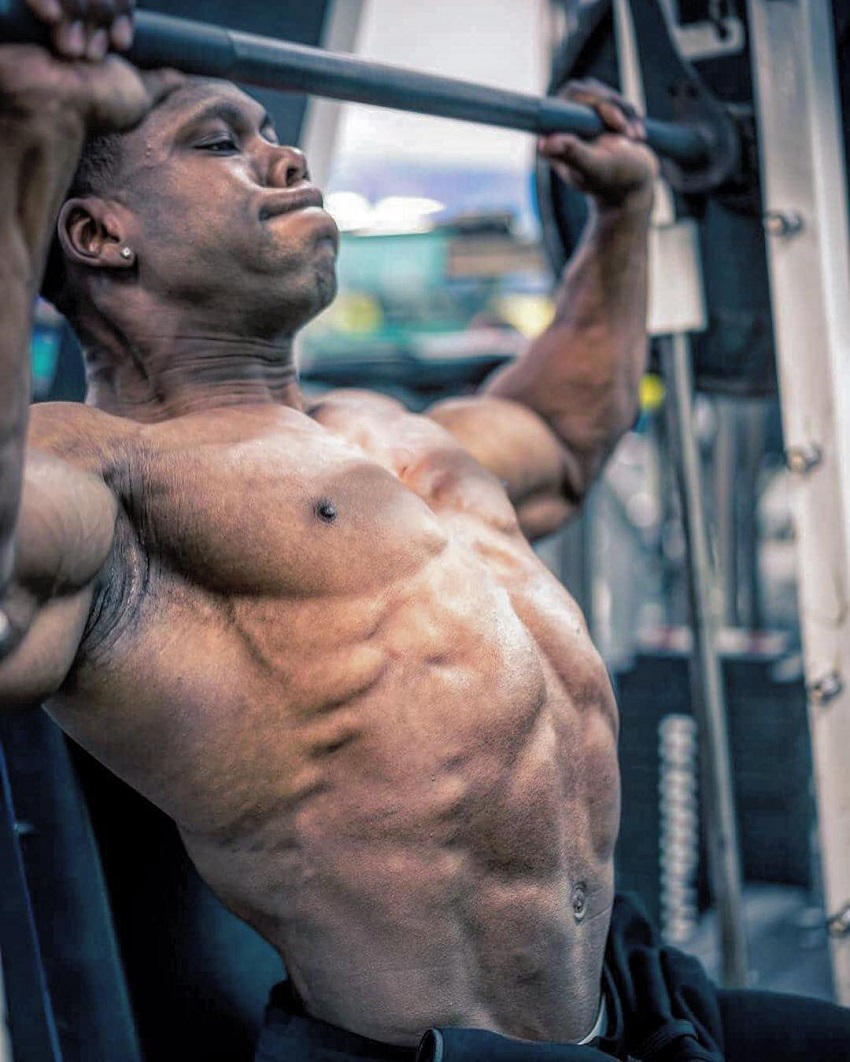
253;892;850;1061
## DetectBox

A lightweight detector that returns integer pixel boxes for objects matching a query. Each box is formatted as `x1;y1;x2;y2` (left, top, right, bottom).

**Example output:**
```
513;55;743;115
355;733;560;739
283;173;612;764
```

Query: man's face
115;79;339;335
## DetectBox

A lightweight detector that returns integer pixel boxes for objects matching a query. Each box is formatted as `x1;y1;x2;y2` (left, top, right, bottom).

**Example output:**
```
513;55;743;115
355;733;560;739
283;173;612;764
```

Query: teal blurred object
338;230;449;294
31;321;61;399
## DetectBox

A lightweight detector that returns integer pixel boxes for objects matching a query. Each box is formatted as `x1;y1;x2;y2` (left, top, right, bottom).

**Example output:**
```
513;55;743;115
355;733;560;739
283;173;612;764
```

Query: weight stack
612;642;816;938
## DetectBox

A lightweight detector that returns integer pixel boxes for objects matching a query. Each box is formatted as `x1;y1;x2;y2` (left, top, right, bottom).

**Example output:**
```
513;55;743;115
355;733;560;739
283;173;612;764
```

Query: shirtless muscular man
5;3;850;1061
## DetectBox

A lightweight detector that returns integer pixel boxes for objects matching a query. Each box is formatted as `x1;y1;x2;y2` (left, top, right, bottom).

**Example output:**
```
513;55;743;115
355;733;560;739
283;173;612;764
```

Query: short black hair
40;130;127;310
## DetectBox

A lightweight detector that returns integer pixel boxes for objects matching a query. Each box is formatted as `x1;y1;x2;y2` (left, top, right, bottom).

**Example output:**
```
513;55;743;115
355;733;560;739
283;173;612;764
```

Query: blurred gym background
9;0;850;1059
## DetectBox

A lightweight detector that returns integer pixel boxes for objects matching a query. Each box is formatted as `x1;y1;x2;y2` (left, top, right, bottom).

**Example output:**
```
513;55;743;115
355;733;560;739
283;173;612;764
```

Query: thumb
542;132;608;176
540;133;610;191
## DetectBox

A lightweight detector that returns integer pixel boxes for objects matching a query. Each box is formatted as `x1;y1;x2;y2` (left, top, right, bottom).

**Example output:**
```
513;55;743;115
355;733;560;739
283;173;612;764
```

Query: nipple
571;882;588;922
315;499;338;523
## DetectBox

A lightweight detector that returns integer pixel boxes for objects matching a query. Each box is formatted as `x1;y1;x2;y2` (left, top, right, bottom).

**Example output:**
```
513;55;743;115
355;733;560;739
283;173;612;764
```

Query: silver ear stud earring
120;246;133;260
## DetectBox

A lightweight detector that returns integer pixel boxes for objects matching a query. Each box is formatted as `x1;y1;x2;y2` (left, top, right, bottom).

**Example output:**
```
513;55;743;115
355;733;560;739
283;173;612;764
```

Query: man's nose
267;145;309;187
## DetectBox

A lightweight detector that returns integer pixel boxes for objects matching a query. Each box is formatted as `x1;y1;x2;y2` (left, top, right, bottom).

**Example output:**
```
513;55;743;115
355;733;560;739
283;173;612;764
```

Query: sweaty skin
1;29;656;1049
31;396;620;1044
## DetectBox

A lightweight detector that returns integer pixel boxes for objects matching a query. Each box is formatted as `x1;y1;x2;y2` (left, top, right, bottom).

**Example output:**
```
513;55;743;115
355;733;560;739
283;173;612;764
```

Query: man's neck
79;318;305;422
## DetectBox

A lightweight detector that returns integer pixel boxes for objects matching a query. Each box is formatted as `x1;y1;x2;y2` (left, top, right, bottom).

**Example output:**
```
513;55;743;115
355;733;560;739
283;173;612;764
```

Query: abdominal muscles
177;531;620;1047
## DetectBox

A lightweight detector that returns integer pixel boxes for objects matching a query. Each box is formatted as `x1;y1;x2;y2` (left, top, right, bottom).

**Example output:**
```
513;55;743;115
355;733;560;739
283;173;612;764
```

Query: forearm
0;97;86;593
485;186;653;495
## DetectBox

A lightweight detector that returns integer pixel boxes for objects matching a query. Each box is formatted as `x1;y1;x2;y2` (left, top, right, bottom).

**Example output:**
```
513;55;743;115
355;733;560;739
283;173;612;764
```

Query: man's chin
312;210;341;256
313;263;338;315
275;263;338;331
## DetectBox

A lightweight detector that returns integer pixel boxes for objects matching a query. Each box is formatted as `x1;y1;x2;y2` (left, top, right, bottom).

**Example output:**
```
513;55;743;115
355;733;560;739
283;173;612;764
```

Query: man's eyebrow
175;100;271;134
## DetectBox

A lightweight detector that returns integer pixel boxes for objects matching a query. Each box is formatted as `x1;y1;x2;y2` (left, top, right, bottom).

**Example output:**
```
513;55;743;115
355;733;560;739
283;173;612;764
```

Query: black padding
717;988;850;1062
70;744;284;1062
0;742;62;1062
0;712;141;1061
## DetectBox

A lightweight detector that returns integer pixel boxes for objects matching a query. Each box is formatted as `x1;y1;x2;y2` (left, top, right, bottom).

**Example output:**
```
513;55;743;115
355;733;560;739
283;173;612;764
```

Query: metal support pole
613;0;749;989
714;399;765;631
714;400;741;628
738;403;765;632
747;0;850;1003
660;334;750;988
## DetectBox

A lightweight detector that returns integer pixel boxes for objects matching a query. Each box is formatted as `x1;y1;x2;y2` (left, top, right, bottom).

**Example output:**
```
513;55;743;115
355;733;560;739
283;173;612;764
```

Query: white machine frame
614;0;850;1001
747;0;850;1005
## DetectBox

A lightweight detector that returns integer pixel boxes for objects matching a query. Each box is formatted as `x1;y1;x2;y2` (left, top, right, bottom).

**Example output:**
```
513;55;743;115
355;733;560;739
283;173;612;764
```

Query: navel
571;882;588;922
315;498;338;523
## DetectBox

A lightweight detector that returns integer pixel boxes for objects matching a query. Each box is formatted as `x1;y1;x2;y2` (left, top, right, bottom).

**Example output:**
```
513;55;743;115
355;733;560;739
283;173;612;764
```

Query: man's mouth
259;186;325;221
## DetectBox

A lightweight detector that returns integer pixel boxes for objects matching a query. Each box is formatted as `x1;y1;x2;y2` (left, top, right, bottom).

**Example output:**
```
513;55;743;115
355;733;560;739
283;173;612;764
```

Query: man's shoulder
307;387;409;423
28;401;139;471
306;387;431;453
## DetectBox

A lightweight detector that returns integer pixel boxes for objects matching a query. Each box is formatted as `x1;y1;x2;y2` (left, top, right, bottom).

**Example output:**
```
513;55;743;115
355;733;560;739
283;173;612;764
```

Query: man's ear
57;197;139;271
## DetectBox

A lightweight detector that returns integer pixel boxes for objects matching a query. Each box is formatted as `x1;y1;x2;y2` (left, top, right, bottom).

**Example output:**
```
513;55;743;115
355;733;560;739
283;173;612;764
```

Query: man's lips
259;186;325;221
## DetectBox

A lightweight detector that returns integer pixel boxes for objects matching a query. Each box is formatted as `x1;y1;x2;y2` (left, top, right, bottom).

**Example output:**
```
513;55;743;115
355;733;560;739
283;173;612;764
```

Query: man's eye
199;138;238;153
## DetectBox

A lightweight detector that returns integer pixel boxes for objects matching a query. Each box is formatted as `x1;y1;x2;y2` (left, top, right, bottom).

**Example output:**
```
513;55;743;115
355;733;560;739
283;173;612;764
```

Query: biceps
0;451;117;707
16;453;118;592
427;395;581;532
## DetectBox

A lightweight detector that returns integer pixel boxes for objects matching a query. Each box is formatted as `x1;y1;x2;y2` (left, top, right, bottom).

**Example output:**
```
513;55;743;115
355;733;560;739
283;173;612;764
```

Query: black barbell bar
0;0;714;170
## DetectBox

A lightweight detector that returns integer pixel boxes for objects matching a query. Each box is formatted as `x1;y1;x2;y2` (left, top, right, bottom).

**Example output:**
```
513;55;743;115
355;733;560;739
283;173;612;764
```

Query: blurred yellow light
640;373;666;412
494;295;555;338
333;292;384;334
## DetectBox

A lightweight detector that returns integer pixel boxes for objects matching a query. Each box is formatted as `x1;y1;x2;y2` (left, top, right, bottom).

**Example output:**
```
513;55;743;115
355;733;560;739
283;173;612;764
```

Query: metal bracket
827;902;850;938
764;210;806;238
673;16;746;61
808;671;844;707
785;442;823;475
